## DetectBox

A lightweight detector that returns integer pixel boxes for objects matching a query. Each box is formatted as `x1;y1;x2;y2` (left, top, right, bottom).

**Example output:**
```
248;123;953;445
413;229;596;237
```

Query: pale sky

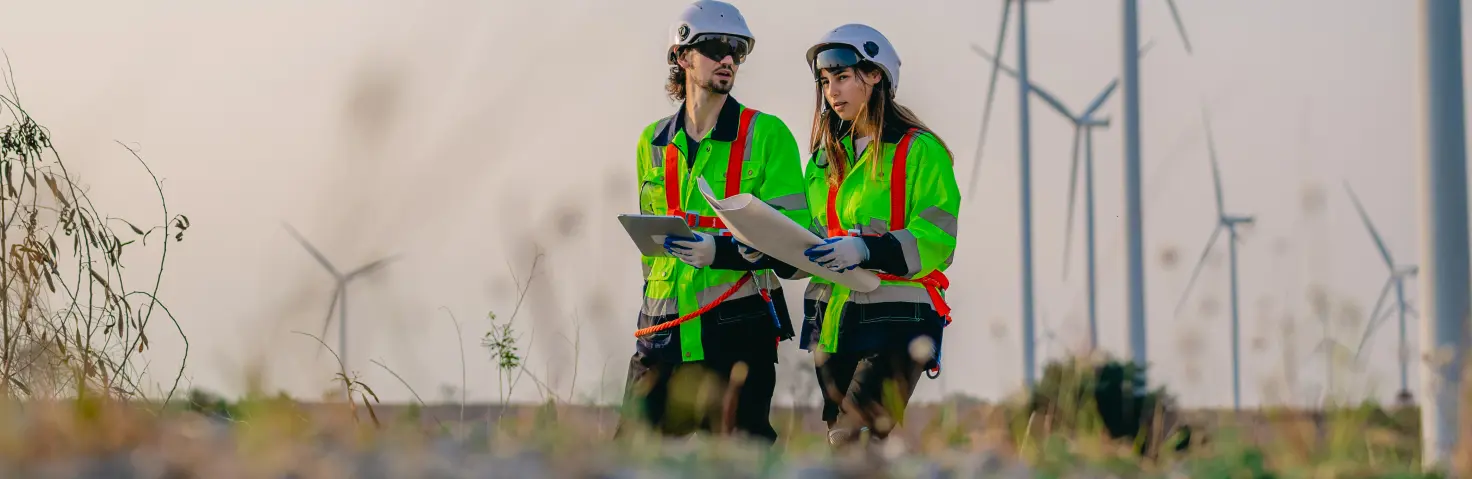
0;0;1446;409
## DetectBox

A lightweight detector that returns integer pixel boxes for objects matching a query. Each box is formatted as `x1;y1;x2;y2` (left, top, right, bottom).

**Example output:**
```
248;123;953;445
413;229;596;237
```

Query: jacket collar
653;95;744;147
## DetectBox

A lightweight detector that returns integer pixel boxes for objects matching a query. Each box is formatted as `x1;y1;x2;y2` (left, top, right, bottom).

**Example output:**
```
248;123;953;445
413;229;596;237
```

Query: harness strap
663;108;760;235
823;128;952;377
637;108;781;341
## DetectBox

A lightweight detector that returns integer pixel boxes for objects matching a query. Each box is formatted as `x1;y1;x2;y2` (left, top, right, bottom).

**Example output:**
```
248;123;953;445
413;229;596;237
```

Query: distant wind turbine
1174;107;1254;411
284;222;396;375
966;0;1049;389
969;38;1156;353
1345;183;1420;404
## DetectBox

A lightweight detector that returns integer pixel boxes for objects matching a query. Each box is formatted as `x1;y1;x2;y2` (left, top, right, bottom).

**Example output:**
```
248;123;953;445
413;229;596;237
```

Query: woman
796;24;961;447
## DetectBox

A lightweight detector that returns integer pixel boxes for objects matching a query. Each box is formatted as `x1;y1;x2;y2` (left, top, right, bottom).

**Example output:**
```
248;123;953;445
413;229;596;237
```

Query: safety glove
804;236;869;272
665;232;717;268
735;238;765;264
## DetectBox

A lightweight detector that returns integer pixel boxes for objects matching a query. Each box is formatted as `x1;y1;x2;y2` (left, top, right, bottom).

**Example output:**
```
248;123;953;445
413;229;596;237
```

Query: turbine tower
1345;183;1420;405
284;223;395;375
1119;0;1194;377
969;39;1156;353
1174;107;1253;411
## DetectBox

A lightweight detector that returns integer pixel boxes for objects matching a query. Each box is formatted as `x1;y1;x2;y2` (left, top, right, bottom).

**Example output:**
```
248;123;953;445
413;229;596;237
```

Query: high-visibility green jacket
634;96;809;363
796;125;960;360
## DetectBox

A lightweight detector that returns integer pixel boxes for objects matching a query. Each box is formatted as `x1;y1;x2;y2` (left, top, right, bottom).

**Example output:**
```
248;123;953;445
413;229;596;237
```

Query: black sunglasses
685;34;751;65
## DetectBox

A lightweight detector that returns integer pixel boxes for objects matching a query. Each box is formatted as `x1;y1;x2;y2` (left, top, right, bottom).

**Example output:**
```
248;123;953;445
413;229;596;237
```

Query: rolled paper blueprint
696;177;880;293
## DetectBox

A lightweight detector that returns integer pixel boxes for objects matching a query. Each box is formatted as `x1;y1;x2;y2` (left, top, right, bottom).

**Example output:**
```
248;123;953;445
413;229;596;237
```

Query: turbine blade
1081;80;1119;119
1079;42;1154;118
1201;107;1226;217
968;44;1075;119
965;0;1013;200
1353;275;1397;359
1162;0;1195;55
315;287;342;360
1344;182;1396;270
346;255;398;280
1140;37;1159;58
283;222;342;278
1062;127;1084;280
1174;226;1224;317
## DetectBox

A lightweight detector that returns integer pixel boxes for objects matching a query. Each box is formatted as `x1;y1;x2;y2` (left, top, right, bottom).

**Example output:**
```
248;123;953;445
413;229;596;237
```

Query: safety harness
634;108;783;341
824;128;953;377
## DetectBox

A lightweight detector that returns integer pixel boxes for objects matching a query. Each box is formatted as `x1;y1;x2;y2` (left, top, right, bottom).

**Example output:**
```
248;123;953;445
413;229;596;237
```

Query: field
0;357;1447;479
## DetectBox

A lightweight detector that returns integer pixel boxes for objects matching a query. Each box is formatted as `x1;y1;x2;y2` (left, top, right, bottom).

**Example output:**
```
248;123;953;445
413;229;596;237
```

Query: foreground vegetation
0;354;1438;478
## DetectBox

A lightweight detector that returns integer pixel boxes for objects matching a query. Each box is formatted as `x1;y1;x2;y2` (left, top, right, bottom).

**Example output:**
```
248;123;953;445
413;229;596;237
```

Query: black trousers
814;349;926;445
615;351;779;443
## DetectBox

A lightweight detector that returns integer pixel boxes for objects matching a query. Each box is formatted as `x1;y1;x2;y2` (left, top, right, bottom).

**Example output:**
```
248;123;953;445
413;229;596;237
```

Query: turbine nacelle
1222;215;1255;226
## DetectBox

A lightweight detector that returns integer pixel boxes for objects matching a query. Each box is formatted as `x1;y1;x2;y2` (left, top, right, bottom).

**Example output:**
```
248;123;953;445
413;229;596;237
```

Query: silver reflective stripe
696;278;763;306
942;252;954;268
860;218;889;235
805;282;834;303
651;142;664;168
642;261;653;278
651;116;673;167
850;284;933;306
741;112;758;163
920;206;959;237
809;223;828;238
892;229;922;277
767;193;806;211
641;295;677;317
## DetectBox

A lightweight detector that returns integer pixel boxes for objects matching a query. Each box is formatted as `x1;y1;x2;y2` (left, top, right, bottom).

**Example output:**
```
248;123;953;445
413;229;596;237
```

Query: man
616;0;808;444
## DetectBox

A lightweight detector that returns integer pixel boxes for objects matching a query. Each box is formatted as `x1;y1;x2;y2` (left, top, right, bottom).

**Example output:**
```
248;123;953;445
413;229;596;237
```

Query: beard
697;73;734;95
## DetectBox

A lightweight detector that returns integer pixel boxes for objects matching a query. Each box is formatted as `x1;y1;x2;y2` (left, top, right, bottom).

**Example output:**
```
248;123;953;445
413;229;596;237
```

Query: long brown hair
809;61;952;187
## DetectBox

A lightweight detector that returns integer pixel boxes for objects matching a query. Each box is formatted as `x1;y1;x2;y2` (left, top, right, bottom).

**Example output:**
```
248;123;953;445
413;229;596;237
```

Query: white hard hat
668;1;755;65
805;24;901;96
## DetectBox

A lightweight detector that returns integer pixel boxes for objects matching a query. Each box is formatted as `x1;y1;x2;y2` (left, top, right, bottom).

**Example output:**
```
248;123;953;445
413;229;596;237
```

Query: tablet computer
617;214;697;257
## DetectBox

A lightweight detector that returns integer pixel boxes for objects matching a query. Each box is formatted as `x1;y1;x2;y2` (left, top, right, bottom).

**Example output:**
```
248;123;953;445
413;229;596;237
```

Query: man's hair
666;48;688;102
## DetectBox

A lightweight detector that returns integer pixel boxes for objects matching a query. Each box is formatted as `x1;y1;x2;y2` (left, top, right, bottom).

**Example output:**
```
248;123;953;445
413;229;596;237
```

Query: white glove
665;232;717;268
736;238;765;264
804;236;869;272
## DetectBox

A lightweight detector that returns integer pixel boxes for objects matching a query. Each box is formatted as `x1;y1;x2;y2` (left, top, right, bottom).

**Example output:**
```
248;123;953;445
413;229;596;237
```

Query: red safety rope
634;273;753;338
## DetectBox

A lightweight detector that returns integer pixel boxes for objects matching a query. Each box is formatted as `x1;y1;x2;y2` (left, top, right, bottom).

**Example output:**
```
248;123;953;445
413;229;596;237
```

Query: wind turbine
969;39;1156;353
1345;183;1420;404
966;0;1048;389
284;223;395;375
1174;107;1254;411
968;0;1195;384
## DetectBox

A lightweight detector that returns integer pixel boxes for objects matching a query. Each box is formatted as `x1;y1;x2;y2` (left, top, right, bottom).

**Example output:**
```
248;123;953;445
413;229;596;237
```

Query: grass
0;60;1466;478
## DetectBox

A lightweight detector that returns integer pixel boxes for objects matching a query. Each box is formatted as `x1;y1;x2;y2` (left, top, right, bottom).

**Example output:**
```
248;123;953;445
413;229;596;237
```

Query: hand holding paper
695;178;880;292
805;236;869;272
